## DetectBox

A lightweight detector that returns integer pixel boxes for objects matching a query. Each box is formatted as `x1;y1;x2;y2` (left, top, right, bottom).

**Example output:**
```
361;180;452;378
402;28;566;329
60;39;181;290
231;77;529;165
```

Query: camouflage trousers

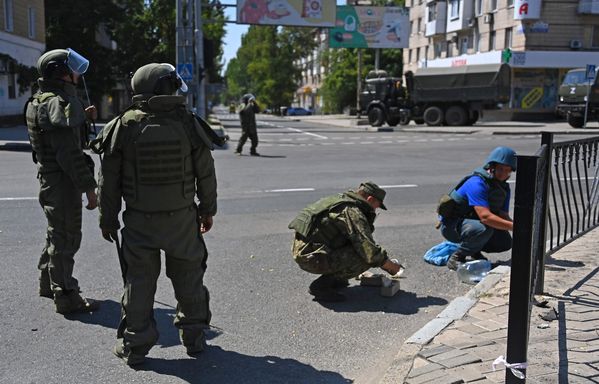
292;238;371;280
117;205;211;356
37;172;82;294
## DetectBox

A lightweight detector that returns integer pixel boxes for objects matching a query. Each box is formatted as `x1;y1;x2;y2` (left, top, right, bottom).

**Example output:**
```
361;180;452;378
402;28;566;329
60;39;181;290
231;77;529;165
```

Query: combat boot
39;270;53;299
447;251;467;271
113;342;145;366
180;329;206;355
308;275;346;302
54;290;100;314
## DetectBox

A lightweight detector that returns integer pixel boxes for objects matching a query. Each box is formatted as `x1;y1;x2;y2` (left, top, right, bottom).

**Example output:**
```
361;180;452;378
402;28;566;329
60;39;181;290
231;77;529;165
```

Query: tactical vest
120;106;197;212
288;192;373;249
24;92;64;169
441;167;508;219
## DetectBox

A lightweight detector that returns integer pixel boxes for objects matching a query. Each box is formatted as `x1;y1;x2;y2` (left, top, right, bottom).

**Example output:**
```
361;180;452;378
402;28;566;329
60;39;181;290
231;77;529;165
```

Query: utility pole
176;0;194;107
194;0;206;118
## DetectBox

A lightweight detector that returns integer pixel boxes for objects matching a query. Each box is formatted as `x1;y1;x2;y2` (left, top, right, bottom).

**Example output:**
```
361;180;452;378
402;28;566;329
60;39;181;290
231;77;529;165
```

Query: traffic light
502;48;512;64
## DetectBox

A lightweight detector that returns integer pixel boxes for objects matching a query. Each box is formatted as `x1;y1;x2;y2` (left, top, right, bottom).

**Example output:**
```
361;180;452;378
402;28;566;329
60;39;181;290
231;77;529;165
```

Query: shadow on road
136;345;352;384
317;288;448;315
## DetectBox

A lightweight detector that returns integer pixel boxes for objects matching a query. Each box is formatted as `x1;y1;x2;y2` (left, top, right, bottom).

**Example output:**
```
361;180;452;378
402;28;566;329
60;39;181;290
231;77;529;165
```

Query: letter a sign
514;0;541;19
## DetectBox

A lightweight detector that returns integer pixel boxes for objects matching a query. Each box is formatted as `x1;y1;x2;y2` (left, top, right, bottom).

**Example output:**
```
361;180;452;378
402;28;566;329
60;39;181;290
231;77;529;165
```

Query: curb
0;142;31;151
378;265;510;384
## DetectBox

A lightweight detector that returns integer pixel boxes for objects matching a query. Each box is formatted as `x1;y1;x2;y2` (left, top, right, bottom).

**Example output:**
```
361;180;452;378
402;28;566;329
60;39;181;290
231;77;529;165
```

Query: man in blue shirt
439;147;516;270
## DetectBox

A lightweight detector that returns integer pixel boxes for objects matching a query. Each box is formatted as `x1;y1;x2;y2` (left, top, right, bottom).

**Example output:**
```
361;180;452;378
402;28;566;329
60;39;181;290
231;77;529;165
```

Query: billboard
329;6;409;49
514;0;542;20
236;0;336;27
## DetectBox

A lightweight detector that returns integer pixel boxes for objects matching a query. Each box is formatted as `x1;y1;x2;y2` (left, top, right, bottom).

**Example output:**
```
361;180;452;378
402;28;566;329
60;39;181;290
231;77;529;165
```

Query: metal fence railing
505;132;599;383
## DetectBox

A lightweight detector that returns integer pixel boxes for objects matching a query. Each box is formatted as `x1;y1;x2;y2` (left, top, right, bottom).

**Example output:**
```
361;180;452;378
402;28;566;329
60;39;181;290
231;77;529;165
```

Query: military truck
359;64;511;127
556;67;599;128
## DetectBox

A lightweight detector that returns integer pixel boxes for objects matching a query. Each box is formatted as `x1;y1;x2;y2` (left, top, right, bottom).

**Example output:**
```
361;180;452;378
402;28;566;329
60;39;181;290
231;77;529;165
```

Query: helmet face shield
66;48;89;75
160;63;188;93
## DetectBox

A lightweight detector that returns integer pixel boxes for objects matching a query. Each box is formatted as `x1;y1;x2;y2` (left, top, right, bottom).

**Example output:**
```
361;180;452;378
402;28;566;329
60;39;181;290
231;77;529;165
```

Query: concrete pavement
379;227;599;383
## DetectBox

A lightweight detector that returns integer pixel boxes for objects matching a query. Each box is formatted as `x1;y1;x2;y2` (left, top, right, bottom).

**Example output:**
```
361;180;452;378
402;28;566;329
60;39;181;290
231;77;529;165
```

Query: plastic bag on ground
423;241;459;266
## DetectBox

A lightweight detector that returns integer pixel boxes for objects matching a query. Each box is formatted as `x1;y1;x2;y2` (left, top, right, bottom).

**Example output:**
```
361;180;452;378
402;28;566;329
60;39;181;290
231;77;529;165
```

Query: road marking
265;188;315;193
0;197;37;201
285;127;328;139
381;184;418;188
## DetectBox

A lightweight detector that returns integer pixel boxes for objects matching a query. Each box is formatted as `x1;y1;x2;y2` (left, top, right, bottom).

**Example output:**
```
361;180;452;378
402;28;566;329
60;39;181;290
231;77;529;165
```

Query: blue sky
221;1;346;74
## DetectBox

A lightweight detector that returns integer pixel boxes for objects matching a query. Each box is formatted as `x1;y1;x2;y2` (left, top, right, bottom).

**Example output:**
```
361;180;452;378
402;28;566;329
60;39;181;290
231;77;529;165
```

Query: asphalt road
0;115;573;384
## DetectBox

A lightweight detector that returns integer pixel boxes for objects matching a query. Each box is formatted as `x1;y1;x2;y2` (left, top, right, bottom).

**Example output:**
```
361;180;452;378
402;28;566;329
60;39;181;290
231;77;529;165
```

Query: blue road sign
177;63;194;82
586;64;596;80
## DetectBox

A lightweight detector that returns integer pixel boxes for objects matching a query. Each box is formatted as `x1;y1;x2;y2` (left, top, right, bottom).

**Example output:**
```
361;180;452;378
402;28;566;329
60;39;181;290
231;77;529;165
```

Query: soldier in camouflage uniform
97;63;217;366
24;48;100;314
289;182;404;302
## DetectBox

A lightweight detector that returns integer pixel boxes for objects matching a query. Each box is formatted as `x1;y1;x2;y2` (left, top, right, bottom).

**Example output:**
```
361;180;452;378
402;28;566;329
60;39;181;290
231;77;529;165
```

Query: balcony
425;2;447;36
579;0;599;13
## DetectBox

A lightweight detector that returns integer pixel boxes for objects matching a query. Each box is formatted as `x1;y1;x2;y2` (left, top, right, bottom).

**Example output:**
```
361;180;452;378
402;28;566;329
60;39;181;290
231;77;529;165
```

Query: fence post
506;155;539;383
534;133;553;295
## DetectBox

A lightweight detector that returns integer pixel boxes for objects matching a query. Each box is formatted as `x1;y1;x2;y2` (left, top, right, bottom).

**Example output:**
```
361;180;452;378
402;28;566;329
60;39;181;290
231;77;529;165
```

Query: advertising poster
236;0;336;27
329;6;409;49
512;68;558;110
514;0;542;20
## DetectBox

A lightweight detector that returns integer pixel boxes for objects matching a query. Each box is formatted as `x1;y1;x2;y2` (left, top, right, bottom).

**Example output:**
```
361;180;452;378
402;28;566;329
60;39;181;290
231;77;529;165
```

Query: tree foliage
224;26;317;109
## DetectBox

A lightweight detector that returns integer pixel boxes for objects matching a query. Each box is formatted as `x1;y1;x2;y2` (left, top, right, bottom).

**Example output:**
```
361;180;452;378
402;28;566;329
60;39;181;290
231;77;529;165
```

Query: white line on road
381;184;418;188
0;197;37;201
265;188;315;193
285;127;328;139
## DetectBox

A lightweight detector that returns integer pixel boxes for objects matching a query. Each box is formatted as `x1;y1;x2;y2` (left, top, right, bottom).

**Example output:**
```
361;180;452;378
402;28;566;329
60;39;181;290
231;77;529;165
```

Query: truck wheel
368;107;385;127
423;106;444;126
445;106;467;126
399;114;410;125
466;111;479;126
567;114;584;128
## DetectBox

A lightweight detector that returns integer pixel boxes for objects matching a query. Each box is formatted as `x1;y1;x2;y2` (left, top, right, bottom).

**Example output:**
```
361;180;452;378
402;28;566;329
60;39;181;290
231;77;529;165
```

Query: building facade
404;0;599;116
294;29;328;114
0;0;45;121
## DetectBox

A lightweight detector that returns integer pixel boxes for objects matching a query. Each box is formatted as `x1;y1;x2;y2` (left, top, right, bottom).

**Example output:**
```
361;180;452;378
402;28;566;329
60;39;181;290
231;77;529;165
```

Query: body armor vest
448;167;509;218
120;107;196;212
289;192;374;249
25;92;63;170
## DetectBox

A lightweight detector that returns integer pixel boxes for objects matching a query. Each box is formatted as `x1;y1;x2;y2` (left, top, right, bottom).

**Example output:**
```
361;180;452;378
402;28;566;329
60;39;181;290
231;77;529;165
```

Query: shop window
460;37;468;54
8;73;16;99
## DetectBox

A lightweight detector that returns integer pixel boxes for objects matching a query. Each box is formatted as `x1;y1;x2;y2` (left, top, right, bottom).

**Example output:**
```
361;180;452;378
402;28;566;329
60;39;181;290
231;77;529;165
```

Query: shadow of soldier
135;345;353;384
316;288;448;315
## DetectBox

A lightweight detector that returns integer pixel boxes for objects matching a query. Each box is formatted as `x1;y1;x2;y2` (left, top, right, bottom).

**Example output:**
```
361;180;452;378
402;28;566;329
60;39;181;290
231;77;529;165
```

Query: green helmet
37;49;69;78
131;63;188;96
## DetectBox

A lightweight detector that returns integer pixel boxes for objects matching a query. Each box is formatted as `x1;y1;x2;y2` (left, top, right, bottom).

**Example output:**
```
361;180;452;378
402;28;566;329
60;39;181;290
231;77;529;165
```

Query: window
434;42;443;58
8;72;16;99
410;21;414;35
408;49;412;63
475;0;483;15
427;5;436;22
449;0;460;19
4;0;14;32
505;27;513;49
489;31;496;50
507;0;514;7
416;47;421;62
417;18;422;34
593;26;599;48
460;37;468;55
446;42;453;58
476;29;482;52
490;0;497;11
28;7;36;38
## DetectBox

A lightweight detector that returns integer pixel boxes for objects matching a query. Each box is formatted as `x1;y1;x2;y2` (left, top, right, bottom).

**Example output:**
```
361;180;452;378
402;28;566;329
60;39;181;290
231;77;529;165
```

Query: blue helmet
485;146;517;171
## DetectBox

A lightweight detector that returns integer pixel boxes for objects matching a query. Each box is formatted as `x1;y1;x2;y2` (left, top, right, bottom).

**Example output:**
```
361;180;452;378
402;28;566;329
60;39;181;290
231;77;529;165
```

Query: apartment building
0;0;45;121
295;29;328;113
404;0;599;116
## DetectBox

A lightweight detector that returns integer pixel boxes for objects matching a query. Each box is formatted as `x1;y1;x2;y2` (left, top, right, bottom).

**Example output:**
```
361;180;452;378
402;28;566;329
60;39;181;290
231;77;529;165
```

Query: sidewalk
379;227;599;383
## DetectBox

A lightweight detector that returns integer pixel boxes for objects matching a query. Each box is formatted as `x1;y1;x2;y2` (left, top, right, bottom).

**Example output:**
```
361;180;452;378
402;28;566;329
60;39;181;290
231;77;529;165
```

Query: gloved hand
102;228;118;243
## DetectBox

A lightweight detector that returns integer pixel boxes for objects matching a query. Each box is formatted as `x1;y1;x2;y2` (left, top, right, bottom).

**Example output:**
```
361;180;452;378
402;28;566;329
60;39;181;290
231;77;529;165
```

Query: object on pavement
423;241;459;266
457;260;492;285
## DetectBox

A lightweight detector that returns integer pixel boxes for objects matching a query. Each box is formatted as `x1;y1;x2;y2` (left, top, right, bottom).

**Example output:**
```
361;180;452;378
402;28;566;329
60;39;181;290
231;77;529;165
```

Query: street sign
177;63;194;82
586;64;596;80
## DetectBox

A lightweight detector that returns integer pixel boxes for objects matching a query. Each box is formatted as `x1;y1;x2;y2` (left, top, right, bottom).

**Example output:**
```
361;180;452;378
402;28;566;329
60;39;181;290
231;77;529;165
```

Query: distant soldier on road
289;182;405;302
24;48;100;314
96;63;217;366
437;146;516;270
235;93;260;156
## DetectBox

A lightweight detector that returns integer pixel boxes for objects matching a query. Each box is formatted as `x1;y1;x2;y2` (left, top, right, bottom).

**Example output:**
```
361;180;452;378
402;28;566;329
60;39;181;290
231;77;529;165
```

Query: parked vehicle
359;64;511;127
287;107;312;116
556;67;599;128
